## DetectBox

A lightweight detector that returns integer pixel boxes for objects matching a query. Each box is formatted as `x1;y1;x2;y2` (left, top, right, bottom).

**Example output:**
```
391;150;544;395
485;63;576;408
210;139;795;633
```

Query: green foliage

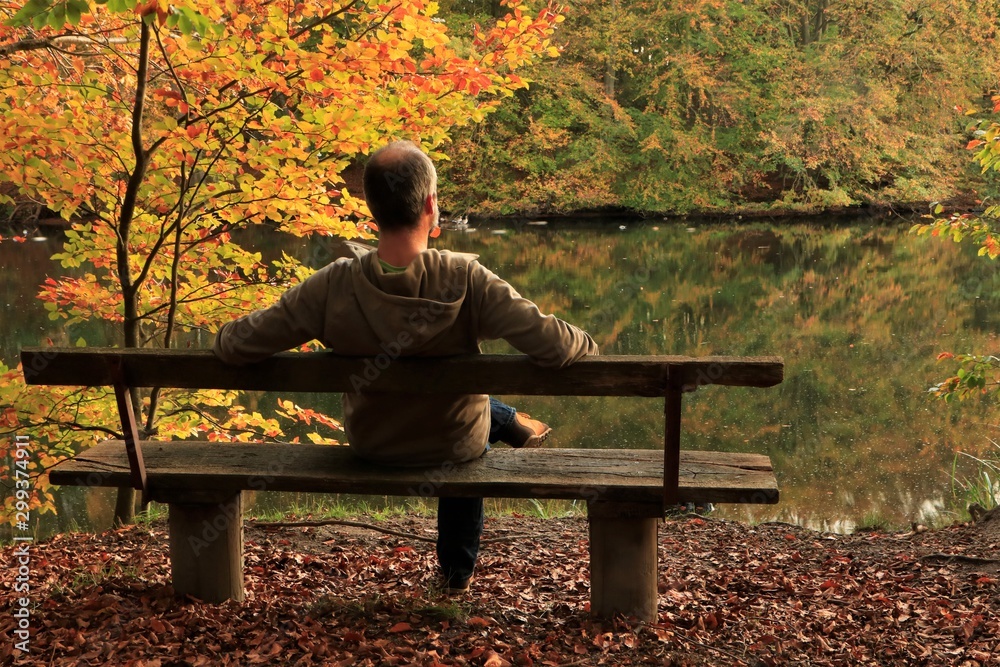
441;0;1000;215
134;501;168;525
950;446;1000;514
853;511;892;534
67;560;142;592
925;353;999;404
484;497;584;518
246;494;435;523
440;62;631;215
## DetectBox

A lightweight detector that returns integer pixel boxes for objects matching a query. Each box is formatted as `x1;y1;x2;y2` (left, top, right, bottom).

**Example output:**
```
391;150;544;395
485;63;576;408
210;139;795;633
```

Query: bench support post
166;492;245;603
587;501;660;622
663;388;682;507
108;358;149;505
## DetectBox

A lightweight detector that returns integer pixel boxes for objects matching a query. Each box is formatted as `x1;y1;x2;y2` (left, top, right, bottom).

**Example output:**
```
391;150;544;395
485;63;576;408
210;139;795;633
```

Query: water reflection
3;217;998;536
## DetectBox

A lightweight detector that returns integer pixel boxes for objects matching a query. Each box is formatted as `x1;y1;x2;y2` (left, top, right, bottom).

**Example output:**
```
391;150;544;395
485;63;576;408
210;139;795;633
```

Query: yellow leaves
232;12;252;31
220;408;284;441
0;376;116;519
425;31;450;48
276;399;343;431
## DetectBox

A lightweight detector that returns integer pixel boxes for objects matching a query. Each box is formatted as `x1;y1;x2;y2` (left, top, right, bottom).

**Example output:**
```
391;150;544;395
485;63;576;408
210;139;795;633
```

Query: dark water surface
3;216;999;535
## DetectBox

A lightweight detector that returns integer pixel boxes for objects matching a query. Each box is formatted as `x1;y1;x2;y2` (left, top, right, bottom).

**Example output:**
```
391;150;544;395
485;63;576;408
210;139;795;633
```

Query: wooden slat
48;440;779;505
20;348;783;396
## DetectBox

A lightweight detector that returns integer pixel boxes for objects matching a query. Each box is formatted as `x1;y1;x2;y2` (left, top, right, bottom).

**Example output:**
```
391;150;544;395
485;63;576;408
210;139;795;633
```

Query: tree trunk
112;21;152;527
113;487;136;526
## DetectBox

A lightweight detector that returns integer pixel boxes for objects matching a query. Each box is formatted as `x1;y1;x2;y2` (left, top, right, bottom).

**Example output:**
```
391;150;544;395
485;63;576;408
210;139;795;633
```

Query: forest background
3;0;1000;222
437;0;1000;217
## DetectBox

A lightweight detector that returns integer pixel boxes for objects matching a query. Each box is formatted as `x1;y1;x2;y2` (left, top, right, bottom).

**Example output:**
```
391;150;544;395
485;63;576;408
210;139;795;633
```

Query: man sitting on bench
214;140;598;593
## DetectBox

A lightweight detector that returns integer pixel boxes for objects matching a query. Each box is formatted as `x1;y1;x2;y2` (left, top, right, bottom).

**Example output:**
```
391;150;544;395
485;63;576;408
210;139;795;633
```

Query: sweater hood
350;249;478;349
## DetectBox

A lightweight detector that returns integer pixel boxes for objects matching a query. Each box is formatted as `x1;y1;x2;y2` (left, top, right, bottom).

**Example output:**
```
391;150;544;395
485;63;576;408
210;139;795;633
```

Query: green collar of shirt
378;258;407;274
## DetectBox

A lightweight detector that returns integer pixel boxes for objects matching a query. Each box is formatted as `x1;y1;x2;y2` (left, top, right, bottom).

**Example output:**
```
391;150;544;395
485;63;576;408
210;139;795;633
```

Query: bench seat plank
49;440;778;505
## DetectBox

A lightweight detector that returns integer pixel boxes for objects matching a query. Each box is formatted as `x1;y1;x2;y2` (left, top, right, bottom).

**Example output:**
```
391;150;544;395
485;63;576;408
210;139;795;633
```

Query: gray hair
363;141;437;231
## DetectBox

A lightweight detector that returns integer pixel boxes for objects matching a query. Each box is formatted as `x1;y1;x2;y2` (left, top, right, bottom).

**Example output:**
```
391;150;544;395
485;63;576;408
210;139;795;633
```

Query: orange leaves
420;54;445;70
155;88;190;115
276;399;343;435
983;233;1000;259
464;75;489;97
135;0;168;25
0;406;19;428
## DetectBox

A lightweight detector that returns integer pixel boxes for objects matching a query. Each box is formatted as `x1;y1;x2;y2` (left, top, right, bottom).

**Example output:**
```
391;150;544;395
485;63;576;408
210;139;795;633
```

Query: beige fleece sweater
214;248;598;466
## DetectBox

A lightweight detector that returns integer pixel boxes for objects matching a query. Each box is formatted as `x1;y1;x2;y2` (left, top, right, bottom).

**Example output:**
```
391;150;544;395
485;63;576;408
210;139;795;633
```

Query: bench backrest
20;347;783;510
21;348;782;394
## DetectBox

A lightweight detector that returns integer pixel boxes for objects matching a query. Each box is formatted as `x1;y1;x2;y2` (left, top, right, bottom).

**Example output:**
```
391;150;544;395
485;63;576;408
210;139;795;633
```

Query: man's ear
424;192;436;214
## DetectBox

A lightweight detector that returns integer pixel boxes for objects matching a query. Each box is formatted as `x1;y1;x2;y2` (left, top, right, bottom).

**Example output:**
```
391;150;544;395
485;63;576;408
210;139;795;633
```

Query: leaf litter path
2;515;998;666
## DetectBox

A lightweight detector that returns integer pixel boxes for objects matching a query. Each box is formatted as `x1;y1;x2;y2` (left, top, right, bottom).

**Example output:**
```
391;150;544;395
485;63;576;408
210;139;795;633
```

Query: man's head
363;141;438;232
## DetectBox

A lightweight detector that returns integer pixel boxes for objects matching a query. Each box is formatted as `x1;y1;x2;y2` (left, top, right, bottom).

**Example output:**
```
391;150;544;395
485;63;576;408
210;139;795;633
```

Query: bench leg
587;502;660;622
166;492;245;603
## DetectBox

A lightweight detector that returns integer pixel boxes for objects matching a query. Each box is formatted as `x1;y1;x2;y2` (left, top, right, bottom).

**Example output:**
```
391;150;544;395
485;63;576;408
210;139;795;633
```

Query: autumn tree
0;0;562;525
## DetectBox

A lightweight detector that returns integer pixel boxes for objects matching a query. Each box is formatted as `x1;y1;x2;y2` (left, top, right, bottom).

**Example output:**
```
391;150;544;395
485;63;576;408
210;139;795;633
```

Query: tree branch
0;34;131;58
117;20;153;353
28;417;122;440
351;2;403;43
289;0;363;40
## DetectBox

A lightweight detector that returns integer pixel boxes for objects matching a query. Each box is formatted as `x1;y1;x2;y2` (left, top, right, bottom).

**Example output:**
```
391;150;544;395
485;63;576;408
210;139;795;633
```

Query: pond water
3;215;999;535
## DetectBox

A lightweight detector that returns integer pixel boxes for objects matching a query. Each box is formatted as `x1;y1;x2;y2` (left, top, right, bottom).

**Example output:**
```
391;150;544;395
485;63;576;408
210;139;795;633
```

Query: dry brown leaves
1;515;998;666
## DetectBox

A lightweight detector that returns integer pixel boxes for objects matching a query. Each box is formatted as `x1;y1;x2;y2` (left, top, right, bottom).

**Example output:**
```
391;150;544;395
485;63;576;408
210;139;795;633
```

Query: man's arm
214;265;332;364
471;264;598;367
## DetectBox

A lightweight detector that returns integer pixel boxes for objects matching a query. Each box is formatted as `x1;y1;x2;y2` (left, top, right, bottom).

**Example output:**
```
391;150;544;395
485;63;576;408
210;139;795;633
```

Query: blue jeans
437;398;517;583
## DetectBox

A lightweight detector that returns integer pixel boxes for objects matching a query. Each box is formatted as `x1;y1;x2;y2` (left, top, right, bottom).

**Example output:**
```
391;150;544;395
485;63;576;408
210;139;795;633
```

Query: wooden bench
21;348;783;621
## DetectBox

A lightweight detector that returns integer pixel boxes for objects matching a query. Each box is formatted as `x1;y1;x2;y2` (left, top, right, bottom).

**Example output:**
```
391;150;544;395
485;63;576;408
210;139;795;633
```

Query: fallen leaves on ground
1;515;998;666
